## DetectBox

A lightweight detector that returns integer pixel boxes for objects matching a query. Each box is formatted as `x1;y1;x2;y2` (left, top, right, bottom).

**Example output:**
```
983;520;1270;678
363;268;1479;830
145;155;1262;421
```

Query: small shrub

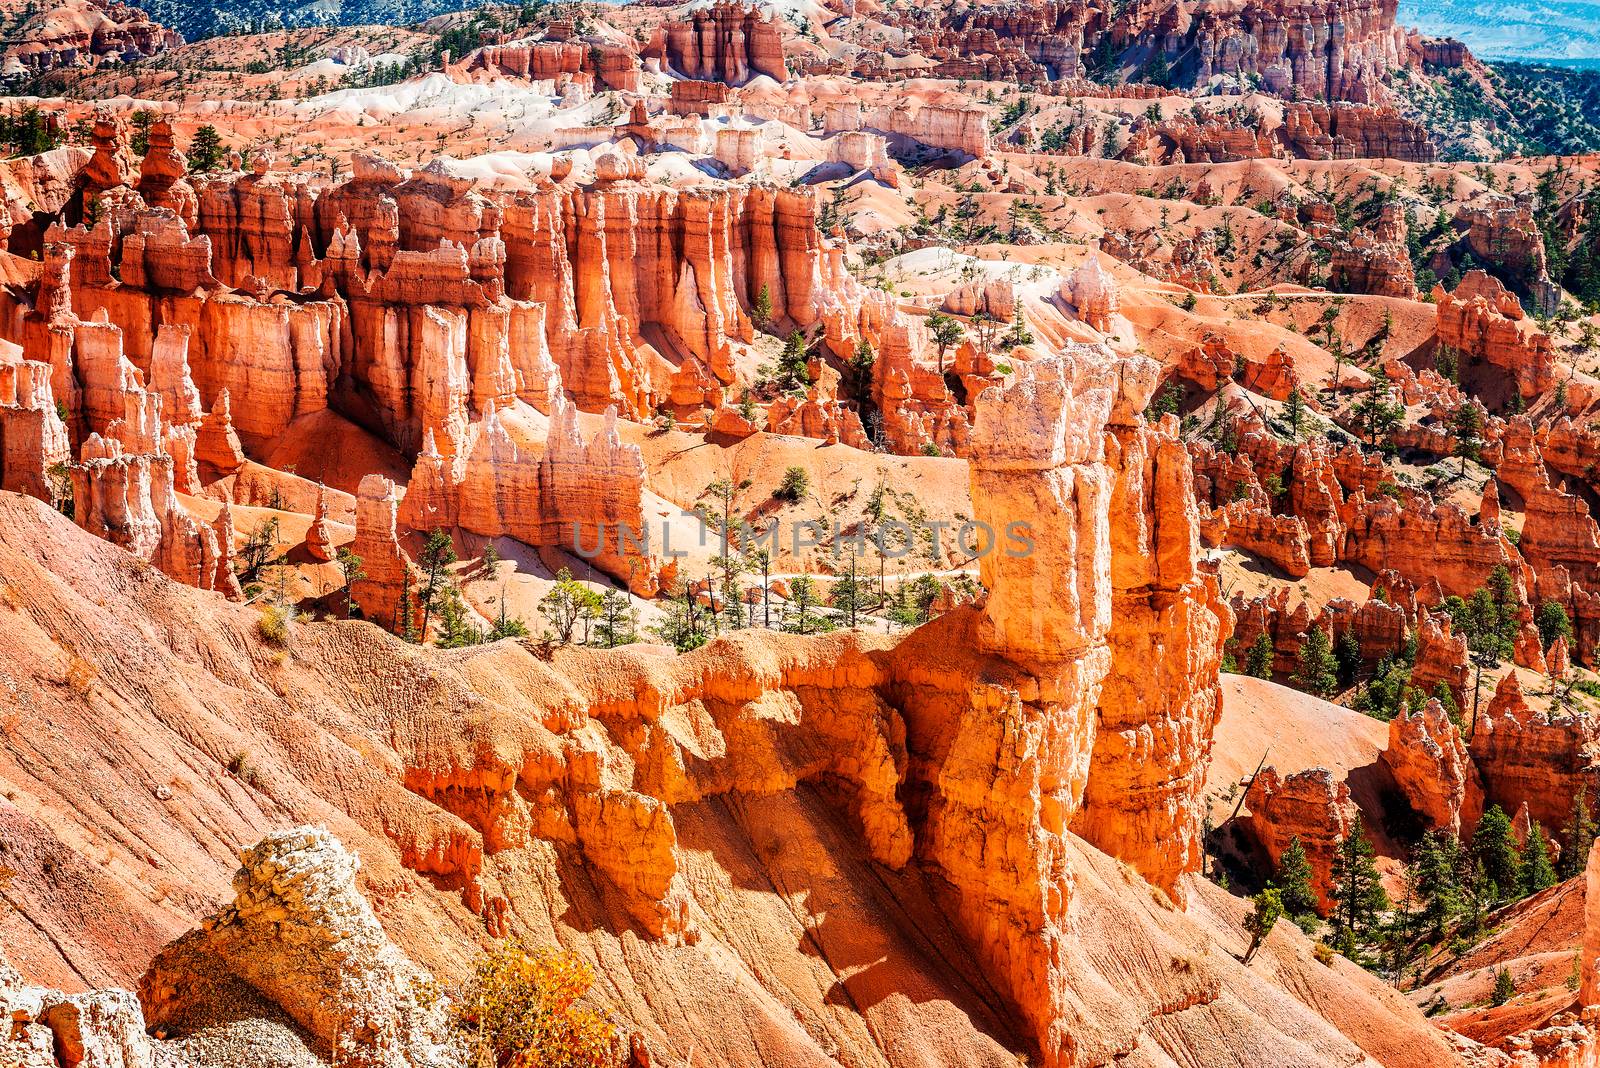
775;466;810;503
452;942;615;1068
256;602;295;646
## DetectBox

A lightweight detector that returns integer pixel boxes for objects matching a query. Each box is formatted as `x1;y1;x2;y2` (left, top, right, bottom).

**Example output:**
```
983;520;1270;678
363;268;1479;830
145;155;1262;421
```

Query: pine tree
1492;967;1515;1006
540;568;588;645
752;283;773;329
830;561;866;629
188;124;225;172
1329;817;1389;953
1472;804;1522;901
1294;627;1339;697
594;590;637;648
417;528;458;639
1244;632;1275;679
1411;830;1461;939
787;576;821;635
928;312;964;372
1276;837;1319;921
1451;402;1483;475
1285;388;1305;435
1334;628;1362;687
1561;787;1597;879
1536;600;1573;651
1521;823;1557;896
335;546;365;619
1243;886;1284;964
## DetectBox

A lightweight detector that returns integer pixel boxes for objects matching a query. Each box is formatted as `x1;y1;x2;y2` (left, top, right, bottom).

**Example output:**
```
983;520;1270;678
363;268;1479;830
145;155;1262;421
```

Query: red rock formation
1148;0;1406;102
1342;488;1520;599
3;0;180;76
893;347;1231;1063
667;79;733;116
1434;271;1555;401
1075;409;1231;893
821;98;991;157
1454;195;1558;311
349;473;417;633
1471;671;1600;834
1243;766;1357;913
1066;257;1118;331
70;433;233;595
401;400;669;598
657;1;789;85
454;38;642;92
0;359;71;503
1410;614;1471;705
305;483;334;562
1498;418;1600;587
1382;698;1484;836
1329;204;1418;298
1279;102;1437;161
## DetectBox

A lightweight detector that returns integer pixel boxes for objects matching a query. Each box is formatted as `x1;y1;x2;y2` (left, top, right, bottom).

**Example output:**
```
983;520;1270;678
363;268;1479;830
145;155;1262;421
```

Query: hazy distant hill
131;0;490;39
1401;0;1600;63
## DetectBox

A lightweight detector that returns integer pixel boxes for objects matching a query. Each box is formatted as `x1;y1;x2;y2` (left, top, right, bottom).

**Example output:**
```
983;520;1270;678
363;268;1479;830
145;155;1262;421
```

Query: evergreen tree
830;561;866;629
335;546;365;619
1243;886;1284;964
1354;384;1404;445
1471;804;1523;901
1492;967;1515;1006
777;330;811;389
436;587;484;648
786;576;823;635
650;578;706;652
539;568;588;645
417;528;458;638
1561;787;1598;879
752;283;773;329
129;108;155;155
1536;600;1573;651
1285;388;1305;435
1244;632;1275;679
1432;681;1461;728
594;590;637;648
1276;837;1319;922
1334;628;1363;687
188;124;225;173
928;312;964;372
1451;402;1484;475
1411;830;1461;939
1294;627;1340;697
1522;823;1557;896
1329;817;1389;953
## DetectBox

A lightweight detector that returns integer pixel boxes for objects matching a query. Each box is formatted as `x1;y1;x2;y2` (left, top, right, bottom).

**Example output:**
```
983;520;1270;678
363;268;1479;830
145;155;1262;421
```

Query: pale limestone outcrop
0;949;160;1068
140;827;462;1068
